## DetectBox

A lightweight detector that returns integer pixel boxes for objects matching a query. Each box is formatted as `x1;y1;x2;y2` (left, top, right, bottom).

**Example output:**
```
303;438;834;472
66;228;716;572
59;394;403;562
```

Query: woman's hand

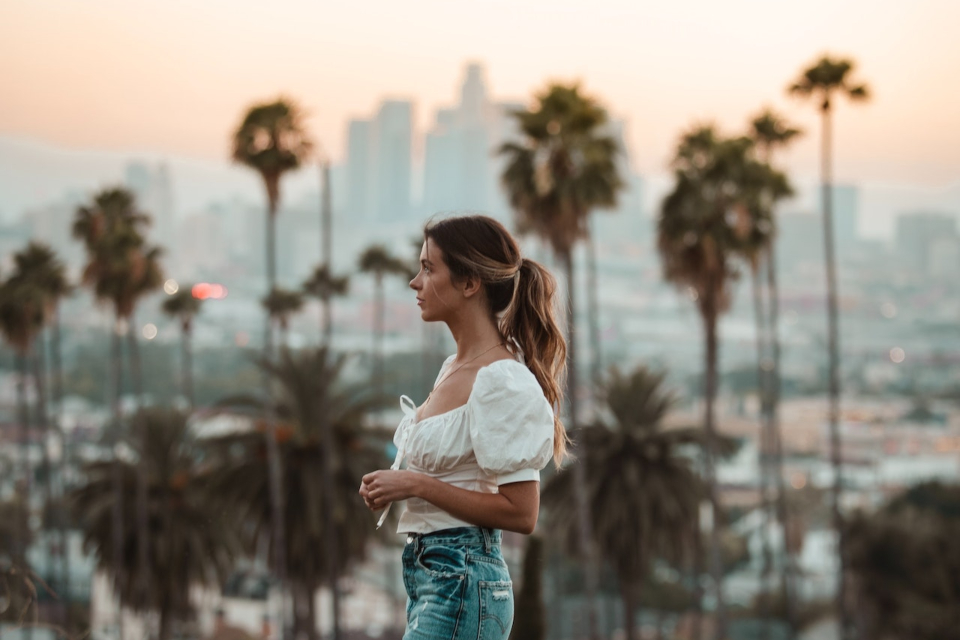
360;470;423;511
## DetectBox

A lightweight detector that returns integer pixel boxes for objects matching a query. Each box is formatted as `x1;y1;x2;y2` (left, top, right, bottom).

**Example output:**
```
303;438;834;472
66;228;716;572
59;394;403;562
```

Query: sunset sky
2;0;959;188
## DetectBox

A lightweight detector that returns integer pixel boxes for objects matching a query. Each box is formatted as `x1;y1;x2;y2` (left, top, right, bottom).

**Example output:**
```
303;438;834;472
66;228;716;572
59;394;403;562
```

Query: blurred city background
1;1;959;640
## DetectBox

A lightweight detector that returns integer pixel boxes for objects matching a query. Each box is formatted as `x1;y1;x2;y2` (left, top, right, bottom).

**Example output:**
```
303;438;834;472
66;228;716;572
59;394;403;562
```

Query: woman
360;214;567;640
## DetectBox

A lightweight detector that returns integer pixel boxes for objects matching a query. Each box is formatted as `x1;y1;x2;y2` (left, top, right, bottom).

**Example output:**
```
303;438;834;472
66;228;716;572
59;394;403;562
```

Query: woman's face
409;238;460;322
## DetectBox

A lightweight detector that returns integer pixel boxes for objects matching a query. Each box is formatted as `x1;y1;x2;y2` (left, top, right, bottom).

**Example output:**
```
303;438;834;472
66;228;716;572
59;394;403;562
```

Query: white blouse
382;354;556;534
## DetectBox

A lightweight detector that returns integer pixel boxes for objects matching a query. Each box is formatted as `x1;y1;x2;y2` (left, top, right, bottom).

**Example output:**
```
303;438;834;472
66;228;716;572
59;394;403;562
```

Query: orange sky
2;0;959;186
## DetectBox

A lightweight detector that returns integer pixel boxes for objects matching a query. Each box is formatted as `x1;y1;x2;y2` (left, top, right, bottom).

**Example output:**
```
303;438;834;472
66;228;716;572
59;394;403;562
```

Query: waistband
404;526;501;552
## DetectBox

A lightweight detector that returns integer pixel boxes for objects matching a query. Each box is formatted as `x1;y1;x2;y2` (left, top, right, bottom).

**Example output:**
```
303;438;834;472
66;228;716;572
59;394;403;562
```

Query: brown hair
424;214;569;465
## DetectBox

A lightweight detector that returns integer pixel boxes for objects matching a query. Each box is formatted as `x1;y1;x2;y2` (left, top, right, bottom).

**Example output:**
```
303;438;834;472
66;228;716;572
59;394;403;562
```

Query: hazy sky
2;0;959;188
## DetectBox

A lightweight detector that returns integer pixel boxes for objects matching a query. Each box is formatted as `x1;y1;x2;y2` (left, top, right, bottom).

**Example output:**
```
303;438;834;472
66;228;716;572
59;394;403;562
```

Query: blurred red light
191;283;228;300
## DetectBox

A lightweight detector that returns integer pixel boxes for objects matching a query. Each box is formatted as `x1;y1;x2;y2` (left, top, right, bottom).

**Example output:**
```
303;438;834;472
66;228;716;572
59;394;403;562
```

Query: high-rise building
343;101;414;225
423;63;502;219
373;100;414;223
125;161;176;258
345;120;373;221
831;184;859;260
895;212;959;277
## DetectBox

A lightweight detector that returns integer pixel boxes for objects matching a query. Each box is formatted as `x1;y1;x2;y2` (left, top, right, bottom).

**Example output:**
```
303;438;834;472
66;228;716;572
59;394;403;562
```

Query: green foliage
260;286;304;330
161;287;202;330
302;264;350;301
231;98;313;208
205;347;388;591
357;245;409;278
658;125;786;316
846;482;960;639
789;55;870;111
542;366;706;610
69;408;238;625
72;187;164;319
499;82;623;257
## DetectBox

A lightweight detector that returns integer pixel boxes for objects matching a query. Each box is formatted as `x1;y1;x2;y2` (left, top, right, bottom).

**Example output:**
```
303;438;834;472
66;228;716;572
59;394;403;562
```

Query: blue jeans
402;527;514;640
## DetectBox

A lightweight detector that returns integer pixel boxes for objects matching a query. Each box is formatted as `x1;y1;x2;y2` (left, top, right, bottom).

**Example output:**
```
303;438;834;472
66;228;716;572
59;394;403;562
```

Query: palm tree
5;242;72;622
302;264;349;346
789;56;870;640
70;408;239;640
72;187;165;639
357;245;409;403
206;347;386;640
161;288;203;408
232;98;313;358
261;286;305;350
747;108;802;634
499;83;623;638
658;125;778;640
543;367;720;640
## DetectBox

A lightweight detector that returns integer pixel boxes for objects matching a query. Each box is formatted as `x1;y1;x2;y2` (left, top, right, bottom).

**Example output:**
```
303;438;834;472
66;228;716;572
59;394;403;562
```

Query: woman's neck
446;312;502;361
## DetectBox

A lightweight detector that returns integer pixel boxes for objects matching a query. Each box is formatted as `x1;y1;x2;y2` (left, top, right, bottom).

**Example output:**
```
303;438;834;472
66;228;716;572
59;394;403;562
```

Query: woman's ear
461;274;482;299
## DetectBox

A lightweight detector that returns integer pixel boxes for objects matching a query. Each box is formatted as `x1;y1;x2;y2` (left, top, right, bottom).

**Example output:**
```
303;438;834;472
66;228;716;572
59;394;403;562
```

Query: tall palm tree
658;125;778;640
789;56;870;640
543;367;721;640
206;347;386;640
357;245;409;403
748;108;802;635
499;83;623;638
232;98;313;358
72;187;165;639
5;242;72;621
161;288;203;408
302;264;349;346
261;286;305;350
70;408;239;640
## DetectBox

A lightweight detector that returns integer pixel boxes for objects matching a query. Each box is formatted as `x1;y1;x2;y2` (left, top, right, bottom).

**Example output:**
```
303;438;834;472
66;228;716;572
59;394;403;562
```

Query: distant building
895;211;959;277
125;161;176;258
777;212;823;274
831;184;859;260
343;101;414;225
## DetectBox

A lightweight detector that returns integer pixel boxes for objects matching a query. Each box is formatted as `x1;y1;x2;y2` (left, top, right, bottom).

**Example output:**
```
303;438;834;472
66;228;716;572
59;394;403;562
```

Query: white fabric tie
377;395;417;529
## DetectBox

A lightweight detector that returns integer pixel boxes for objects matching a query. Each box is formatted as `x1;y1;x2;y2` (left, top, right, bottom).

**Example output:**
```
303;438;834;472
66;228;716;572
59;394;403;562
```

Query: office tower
423;63;500;218
346;119;373;222
373;100;414;223
895;212;959;277
831;184;859;260
777;212;824;275
125;161;176;258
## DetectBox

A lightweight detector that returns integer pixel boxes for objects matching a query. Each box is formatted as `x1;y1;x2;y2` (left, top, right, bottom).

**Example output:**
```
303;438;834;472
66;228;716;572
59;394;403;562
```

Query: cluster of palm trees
0;51;872;640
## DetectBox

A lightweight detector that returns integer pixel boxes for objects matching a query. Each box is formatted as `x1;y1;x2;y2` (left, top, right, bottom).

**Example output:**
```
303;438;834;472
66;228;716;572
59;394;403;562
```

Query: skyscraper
343;101;414;225
124;161;175;258
895;212;959;277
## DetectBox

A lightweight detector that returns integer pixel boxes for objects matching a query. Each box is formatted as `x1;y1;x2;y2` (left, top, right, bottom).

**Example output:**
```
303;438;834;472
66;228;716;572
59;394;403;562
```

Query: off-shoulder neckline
413;357;525;425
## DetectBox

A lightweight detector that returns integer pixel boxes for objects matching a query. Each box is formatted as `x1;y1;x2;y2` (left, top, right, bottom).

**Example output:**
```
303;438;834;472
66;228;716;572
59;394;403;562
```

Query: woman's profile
359;214;567;640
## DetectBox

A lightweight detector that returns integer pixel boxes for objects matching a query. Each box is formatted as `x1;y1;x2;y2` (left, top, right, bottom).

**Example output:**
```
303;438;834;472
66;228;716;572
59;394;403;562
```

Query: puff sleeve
468;361;555;485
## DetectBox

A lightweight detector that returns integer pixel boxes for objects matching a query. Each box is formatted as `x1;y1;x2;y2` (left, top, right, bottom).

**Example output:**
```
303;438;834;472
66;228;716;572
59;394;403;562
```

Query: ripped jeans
402;527;514;640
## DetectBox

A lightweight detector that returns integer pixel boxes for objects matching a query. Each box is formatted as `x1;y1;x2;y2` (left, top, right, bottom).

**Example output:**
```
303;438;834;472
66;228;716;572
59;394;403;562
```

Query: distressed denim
402;527;514;640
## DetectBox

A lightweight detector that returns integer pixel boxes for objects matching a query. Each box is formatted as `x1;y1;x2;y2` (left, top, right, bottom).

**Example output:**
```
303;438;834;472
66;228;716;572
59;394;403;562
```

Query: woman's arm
360;470;539;535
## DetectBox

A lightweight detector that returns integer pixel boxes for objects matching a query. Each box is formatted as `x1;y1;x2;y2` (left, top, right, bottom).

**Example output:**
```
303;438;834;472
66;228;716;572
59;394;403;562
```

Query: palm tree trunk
691;530;704;640
820;106;849;640
751;266;775;639
15;351;31;499
51;311;72;629
181;321;195;408
318;377;342;640
126;316;152;613
266;201;278;358
702;303;726;640
621;580;639;640
321;162;333;347
109;319;126;640
766;247;796;638
586;227;602;394
158;596;173;640
265;420;287;640
373;272;384;402
30;339;56;616
558;249;600;640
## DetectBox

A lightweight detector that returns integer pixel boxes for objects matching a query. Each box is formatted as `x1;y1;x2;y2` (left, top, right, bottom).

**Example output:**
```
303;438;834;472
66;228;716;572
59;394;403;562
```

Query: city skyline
2;0;959;189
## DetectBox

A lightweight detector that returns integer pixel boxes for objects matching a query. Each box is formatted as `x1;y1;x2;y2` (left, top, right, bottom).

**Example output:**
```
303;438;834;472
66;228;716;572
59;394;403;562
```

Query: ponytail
499;258;569;466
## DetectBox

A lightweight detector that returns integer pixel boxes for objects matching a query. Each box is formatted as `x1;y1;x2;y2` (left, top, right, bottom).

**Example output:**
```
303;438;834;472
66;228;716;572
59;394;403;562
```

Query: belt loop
481;527;492;553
